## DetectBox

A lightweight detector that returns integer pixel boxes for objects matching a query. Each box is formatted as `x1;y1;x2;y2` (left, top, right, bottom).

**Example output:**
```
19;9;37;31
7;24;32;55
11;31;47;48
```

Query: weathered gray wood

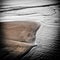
0;0;60;60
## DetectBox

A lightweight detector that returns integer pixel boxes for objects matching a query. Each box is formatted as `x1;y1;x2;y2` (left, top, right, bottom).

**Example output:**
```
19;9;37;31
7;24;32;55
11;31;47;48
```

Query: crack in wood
0;3;60;12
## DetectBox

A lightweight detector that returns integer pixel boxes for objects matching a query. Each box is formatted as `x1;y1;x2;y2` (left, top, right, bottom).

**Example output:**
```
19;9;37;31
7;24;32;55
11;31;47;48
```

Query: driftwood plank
0;0;60;60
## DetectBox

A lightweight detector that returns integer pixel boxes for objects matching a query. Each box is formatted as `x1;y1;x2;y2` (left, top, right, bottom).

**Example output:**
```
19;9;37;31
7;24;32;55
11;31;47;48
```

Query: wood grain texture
0;0;60;60
1;21;40;56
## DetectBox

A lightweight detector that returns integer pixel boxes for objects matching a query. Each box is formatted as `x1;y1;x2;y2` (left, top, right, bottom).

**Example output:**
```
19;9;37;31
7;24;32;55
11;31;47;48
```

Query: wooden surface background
0;0;60;60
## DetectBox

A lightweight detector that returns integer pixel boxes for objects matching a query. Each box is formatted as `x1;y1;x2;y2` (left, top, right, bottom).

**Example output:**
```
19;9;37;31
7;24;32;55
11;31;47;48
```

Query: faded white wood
2;0;56;7
0;0;60;59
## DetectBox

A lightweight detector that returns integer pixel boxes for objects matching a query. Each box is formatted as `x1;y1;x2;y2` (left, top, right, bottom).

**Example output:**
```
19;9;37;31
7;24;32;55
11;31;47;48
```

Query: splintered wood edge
4;39;37;47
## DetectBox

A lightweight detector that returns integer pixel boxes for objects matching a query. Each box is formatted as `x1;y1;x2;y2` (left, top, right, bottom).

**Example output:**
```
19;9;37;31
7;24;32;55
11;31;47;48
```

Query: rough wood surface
1;21;40;57
0;0;60;60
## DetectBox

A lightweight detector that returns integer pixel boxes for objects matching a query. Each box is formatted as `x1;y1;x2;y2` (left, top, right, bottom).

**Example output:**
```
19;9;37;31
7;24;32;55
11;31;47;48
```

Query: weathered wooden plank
0;0;60;60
